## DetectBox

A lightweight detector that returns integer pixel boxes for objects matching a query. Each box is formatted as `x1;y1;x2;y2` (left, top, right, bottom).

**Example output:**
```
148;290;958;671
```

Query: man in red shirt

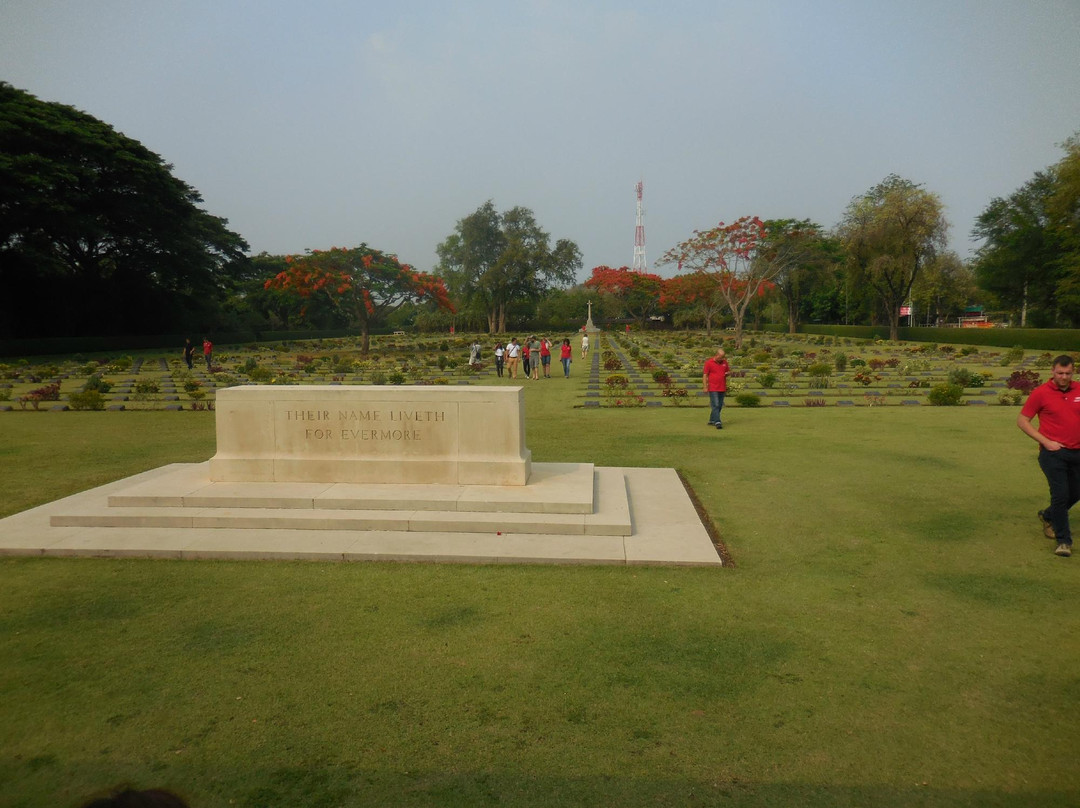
702;347;730;430
1017;354;1080;557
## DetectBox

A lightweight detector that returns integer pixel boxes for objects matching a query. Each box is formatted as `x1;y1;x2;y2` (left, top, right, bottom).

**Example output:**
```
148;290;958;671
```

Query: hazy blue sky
2;1;1078;279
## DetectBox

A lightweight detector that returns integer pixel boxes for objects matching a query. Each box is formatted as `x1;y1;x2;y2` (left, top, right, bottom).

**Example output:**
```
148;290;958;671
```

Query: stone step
52;468;630;537
106;462;596;514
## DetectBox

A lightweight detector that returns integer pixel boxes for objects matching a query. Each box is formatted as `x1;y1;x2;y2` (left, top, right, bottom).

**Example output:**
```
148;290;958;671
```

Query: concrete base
0;463;722;566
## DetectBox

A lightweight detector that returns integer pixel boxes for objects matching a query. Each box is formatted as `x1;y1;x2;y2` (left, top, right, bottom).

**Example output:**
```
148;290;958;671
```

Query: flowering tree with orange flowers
264;245;453;354
584;265;665;327
659;270;730;335
660;216;781;348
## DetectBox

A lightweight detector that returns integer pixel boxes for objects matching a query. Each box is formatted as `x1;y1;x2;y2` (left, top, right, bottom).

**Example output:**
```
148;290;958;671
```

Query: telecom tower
632;181;647;271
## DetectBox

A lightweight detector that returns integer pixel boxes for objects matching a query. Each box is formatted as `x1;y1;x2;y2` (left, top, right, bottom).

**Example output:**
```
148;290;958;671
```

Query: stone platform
0;462;721;566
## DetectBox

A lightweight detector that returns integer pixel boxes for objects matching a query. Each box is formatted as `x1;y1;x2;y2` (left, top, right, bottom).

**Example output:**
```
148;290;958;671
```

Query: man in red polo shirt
702;347;730;430
1017;354;1080;557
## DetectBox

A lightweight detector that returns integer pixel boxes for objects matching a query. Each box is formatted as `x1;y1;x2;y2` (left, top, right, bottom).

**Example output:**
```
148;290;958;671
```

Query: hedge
0;329;362;359
763;324;1080;352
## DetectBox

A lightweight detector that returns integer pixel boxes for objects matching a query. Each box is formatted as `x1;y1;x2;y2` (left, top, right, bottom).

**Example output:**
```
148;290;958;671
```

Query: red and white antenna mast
632;180;647;271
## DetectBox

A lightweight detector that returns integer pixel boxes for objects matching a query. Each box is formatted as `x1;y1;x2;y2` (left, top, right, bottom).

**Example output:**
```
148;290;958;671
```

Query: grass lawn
1;342;1078;807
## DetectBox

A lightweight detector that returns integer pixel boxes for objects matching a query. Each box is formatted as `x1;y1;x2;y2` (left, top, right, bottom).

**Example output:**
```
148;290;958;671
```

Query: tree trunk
787;295;799;334
360;320;370;355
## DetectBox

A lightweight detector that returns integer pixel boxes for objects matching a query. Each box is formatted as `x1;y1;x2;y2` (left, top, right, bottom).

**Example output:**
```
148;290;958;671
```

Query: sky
2;0;1078;281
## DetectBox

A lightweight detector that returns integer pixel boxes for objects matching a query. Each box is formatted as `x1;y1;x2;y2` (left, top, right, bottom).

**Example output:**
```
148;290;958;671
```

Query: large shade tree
759;219;842;334
838;175;948;340
0;82;249;338
972;171;1059;326
435;201;581;333
264;245;453;353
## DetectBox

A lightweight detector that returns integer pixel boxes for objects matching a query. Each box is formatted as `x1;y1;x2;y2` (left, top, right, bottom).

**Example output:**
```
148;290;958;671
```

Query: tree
838;175;948;340
910;252;977;326
660;271;729;335
972;171;1059;326
759;219;842;333
263;245;453;353
584;266;665;327
0;82;249;338
659;216;777;348
1046;134;1080;322
436;201;581;333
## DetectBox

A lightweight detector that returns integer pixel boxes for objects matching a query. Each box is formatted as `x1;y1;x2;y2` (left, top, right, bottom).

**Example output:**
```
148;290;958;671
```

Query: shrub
133;380;160;400
998;390;1024;406
902;359;931;374
928;383;964;406
804;397;827;407
370;370;388;385
652;370;671;385
850;358;866;368
83;374;112;394
807;362;832;386
605;374;629;389
68;389;105;410
18;382;61;410
388;372;406;385
834;353;848;372
947;367;984;388
1006;369;1040;393
661;387;688;405
604;357;622;371
735;392;761;408
757;372;777;389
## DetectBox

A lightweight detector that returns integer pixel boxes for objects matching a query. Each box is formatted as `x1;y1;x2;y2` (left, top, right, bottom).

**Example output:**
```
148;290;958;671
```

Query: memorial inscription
210;385;530;485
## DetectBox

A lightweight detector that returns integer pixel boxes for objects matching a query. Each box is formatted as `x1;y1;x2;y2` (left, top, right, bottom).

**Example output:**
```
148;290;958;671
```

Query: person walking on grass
530;335;542;380
540;336;552;378
560;338;573;377
494;342;505;378
183;338;195;370
506;338;520;378
702;347;730;430
581;332;589;360
1017;354;1080;558
202;337;213;372
522;339;532;379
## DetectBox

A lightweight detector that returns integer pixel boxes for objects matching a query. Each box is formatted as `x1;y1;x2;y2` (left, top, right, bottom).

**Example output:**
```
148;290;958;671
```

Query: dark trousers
1037;446;1080;546
495;357;504;377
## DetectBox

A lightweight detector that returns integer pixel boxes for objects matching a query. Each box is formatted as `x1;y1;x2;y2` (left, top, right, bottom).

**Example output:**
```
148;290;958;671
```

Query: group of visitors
183;337;213;372
489;335;581;379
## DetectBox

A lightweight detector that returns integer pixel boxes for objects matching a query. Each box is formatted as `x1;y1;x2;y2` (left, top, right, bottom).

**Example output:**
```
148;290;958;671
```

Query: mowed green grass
1;373;1078;807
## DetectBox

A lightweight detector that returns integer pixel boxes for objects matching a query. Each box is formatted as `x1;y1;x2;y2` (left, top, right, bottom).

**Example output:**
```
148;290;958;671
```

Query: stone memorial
0;383;721;566
211;385;531;486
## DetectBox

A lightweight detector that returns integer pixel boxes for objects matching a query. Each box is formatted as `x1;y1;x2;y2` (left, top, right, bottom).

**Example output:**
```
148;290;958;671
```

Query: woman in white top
493;342;505;377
